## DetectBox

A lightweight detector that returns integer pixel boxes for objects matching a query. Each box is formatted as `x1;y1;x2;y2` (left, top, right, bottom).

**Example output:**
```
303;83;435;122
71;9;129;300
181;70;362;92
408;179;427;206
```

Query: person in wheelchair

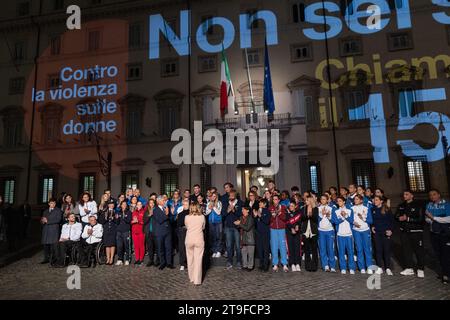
80;215;103;268
54;213;82;267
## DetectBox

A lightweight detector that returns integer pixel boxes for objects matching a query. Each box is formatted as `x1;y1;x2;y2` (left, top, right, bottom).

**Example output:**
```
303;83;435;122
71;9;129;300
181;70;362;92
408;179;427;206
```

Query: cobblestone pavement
0;252;449;300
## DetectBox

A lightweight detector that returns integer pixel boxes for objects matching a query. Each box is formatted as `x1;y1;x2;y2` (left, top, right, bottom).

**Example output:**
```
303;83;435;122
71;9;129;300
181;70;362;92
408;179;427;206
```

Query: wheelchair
49;241;81;268
79;240;107;267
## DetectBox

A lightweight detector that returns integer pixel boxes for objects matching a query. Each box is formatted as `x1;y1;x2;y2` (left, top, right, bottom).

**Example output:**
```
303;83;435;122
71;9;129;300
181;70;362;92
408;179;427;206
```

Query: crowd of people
36;182;450;285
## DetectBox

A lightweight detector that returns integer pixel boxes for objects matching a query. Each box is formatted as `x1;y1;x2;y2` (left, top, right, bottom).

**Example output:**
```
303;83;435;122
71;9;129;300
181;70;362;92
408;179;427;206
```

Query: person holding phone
285;201;302;272
98;199;118;265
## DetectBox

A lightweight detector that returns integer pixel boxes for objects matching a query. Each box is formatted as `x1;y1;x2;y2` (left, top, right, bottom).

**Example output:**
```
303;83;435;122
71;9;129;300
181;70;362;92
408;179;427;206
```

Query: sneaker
180;266;185;271
443;276;449;284
367;268;374;275
115;260;123;266
295;264;301;272
226;264;233;270
386;268;393;276
375;267;383;275
350;270;355;275
272;265;279;272
211;253;217;258
360;269;366;274
124;260;130;266
291;265;296;272
341;270;347;275
283;265;289;272
215;252;221;258
330;268;336;273
417;269;425;278
400;268;415;276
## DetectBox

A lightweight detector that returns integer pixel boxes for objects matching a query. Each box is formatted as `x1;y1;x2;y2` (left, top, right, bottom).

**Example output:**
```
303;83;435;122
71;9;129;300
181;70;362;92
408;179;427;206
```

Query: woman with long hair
185;204;206;285
374;188;391;209
144;198;159;267
62;194;78;222
301;196;319;272
78;192;97;228
131;201;145;265
98;200;118;265
205;191;222;258
371;195;394;275
98;193;110;212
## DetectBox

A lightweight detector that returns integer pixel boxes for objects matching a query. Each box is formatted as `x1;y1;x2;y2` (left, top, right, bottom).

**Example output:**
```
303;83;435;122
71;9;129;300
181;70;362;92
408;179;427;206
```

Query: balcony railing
205;113;303;131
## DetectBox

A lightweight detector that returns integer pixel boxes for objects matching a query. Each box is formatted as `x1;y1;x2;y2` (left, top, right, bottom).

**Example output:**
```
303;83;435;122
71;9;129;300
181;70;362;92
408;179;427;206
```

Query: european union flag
264;40;275;117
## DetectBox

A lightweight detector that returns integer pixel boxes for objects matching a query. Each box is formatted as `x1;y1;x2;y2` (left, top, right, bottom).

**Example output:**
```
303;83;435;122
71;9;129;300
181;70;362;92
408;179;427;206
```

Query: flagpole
321;0;341;188
244;48;256;114
187;0;192;188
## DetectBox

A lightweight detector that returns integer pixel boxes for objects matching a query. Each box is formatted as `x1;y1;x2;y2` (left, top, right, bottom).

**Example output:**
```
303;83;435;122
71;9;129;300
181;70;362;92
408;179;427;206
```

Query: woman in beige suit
185;204;206;285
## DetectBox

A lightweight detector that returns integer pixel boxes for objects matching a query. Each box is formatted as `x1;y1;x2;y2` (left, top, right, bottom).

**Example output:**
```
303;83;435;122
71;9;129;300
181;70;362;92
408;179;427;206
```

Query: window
398;88;416;118
1;178;16;204
292;2;306;23
14;42;26;61
160;169;178;196
88;30;101;51
122;171;139;191
50;35;61;55
346;90;367;120
200;166;212;193
161;58;179;77
340;37;363;56
245;9;259;29
388;32;413;51
4;120;23;148
201;15;214;35
160;106;179;138
47;74;62;89
126;109;141;140
127;63;142;81
128;23;142;48
308;162;322;194
79;173;96;198
9;77;25;95
40;175;55;203
198;55;217;73
53;0;64;10
305;95;319;125
351;159;376;189
404;157;429;193
291;43;312;62
40;105;63;144
243;49;263;68
17;2;30;16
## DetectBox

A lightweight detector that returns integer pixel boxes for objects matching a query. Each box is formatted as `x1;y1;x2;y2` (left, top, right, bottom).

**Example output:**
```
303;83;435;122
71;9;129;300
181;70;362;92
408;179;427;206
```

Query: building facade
0;0;449;210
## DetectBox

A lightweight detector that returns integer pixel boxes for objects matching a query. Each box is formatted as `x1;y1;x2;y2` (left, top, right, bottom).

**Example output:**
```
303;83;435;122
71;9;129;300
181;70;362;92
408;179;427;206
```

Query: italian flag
220;47;234;118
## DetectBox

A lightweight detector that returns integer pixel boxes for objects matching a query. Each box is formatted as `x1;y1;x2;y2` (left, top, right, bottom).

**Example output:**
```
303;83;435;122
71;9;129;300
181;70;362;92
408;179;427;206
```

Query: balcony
205;112;304;132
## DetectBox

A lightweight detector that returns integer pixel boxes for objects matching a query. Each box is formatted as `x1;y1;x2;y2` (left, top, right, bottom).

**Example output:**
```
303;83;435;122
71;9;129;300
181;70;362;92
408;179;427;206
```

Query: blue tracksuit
318;205;336;270
351;204;373;270
332;206;356;271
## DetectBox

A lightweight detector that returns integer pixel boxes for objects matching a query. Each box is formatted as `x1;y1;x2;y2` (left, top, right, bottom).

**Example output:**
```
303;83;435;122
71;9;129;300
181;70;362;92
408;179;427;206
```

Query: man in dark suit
154;195;173;270
40;198;62;264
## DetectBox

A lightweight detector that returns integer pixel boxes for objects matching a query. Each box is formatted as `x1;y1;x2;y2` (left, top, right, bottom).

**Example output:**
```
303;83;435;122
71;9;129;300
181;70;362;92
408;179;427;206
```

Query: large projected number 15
348;88;450;164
